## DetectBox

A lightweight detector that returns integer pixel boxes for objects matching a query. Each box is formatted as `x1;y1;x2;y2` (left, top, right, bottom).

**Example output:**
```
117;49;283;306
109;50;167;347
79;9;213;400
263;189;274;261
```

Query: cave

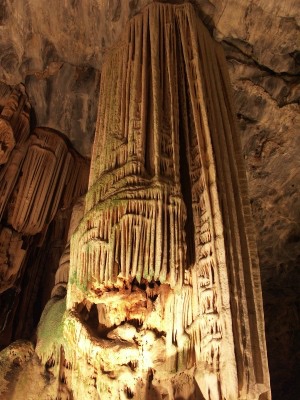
0;1;299;399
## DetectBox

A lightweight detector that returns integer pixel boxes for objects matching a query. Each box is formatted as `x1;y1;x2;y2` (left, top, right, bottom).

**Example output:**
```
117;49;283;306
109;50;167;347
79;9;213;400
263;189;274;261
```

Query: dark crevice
223;39;299;78
127;318;143;329
237;113;257;124
178;106;195;267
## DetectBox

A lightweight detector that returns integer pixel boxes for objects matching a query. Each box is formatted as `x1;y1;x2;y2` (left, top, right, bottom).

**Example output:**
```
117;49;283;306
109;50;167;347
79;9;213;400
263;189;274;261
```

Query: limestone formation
34;3;270;399
0;82;90;349
0;84;31;164
51;197;85;299
0;126;89;302
0;84;31;218
0;119;15;166
7;127;89;235
0;144;28;221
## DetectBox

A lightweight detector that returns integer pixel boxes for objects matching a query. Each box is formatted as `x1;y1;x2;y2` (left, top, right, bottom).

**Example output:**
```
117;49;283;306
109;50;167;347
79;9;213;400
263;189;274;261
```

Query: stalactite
0;145;28;220
6;127;89;235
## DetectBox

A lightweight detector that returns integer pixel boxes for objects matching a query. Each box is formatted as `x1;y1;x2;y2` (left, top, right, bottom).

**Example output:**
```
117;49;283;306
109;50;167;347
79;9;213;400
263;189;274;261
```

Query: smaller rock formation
0;84;31;218
0;118;15;166
36;197;85;400
0;84;31;297
7;127;88;235
0;83;90;348
0;340;35;395
0;125;89;298
51;196;85;299
0;85;31;165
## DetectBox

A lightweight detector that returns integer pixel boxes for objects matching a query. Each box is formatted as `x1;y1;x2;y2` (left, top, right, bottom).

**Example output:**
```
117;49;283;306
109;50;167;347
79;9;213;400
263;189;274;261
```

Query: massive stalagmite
36;2;271;399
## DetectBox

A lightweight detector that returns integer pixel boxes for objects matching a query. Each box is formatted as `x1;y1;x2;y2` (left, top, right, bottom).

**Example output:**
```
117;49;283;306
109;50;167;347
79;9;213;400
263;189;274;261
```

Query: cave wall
0;1;299;399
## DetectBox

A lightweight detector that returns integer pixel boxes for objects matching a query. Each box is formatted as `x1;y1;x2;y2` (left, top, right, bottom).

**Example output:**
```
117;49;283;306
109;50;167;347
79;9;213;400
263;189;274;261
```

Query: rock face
0;0;299;399
33;3;270;399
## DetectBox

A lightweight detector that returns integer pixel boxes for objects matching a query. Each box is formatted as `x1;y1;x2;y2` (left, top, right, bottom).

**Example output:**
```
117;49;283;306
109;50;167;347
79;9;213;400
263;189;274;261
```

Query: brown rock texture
0;84;30;163
7;127;88;235
0;339;61;399
0;0;299;399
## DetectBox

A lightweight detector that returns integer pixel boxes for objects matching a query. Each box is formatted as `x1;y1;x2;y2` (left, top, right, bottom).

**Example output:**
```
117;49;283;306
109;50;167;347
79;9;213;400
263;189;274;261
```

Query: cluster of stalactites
0;126;89;235
72;187;186;290
0;85;89;294
7;128;89;235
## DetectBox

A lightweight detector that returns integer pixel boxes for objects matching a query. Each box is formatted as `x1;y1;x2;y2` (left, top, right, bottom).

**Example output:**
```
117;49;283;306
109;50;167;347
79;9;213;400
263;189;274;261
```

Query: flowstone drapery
0;83;90;346
36;2;270;399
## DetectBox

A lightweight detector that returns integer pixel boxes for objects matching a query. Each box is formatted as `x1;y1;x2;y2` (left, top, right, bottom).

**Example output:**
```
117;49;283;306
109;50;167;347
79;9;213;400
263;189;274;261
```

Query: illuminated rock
0;85;31;218
51;196;85;298
7;127;89;235
0;96;89;344
36;2;271;399
0;84;31;165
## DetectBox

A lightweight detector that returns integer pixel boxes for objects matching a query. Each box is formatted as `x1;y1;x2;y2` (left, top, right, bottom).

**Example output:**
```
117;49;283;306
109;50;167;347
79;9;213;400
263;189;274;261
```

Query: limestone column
64;3;270;399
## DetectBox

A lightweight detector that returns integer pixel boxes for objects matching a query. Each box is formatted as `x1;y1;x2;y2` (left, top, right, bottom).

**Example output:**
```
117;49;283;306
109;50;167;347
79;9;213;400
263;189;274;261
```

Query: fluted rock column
65;3;270;399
